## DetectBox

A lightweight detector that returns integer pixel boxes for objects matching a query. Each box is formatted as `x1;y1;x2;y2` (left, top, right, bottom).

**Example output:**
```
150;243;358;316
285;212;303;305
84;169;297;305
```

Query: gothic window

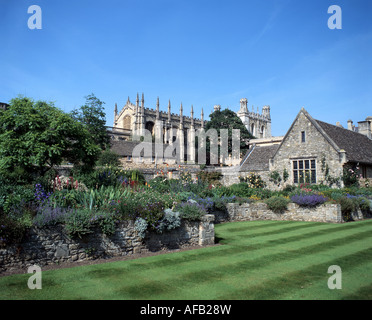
261;125;265;138
123;115;131;130
145;121;155;135
251;123;255;136
293;159;316;184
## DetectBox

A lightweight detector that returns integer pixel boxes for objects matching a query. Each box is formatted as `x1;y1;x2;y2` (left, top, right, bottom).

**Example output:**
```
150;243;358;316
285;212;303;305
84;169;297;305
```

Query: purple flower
291;194;328;207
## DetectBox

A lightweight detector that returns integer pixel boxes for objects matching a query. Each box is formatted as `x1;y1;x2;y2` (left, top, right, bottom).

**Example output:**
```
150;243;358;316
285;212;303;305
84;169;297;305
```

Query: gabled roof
239;144;279;172
271;108;372;165
315;119;372;164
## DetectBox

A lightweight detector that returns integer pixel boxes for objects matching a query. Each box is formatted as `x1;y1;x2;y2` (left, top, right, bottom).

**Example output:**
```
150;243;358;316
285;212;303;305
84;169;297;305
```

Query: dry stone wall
225;202;343;223
0;215;215;274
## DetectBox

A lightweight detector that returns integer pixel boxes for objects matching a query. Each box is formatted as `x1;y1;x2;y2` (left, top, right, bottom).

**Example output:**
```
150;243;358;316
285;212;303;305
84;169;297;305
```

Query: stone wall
225;202;344;223
0;215;215;273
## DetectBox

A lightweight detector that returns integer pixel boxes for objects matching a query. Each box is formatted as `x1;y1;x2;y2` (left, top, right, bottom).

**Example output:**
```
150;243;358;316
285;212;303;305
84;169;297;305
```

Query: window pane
311;160;316;169
301;131;306;143
305;160;310;169
299;171;304;183
294;171;298;184
311;170;316;183
305;170;310;183
299;161;303;170
293;161;298;170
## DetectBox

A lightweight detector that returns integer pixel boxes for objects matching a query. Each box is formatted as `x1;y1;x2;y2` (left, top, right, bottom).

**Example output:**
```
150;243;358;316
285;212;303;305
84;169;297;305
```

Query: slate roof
110;141;139;156
110;140;177;159
239;144;279;172
315;119;372;164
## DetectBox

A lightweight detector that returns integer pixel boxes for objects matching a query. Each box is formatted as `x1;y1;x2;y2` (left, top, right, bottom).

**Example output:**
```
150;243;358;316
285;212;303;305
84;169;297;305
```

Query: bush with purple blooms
291;193;328;207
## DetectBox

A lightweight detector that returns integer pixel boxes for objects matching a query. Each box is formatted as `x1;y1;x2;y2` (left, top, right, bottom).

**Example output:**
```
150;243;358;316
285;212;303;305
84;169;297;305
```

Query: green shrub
97;149;120;167
0;207;33;247
94;211;118;236
338;196;358;222
196;171;222;185
265;196;290;213
0;214;27;247
358;197;371;213
176;201;206;221
117;190;176;229
227;183;254;198
176;191;198;202
64;209;94;238
0;184;34;213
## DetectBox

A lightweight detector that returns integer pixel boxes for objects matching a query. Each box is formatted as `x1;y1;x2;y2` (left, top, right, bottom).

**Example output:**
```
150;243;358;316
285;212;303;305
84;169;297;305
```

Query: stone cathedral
111;93;272;141
112;93;206;144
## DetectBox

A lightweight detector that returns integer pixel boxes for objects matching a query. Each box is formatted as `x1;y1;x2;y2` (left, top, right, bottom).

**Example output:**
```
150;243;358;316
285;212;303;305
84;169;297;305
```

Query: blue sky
1;0;371;136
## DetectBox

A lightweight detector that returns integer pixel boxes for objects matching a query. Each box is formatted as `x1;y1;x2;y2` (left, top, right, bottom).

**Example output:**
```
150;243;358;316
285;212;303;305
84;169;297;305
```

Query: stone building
237;98;271;138
111;93;206;145
109;94;259;165
239;108;372;187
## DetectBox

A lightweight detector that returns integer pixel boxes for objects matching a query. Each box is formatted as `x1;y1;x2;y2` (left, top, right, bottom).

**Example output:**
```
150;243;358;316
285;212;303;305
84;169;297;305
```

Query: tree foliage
0;96;101;177
203;108;253;164
70;94;110;150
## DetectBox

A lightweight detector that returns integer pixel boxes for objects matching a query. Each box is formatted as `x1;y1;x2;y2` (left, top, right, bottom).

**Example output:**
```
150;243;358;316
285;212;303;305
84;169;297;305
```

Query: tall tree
70;94;110;150
204;108;254;164
0;96;101;176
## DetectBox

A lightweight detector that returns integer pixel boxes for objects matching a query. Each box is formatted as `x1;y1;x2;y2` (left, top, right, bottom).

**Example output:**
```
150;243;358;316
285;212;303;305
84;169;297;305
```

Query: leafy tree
97;149;120;167
0;96;101;178
70;94;110;150
203;108;254;164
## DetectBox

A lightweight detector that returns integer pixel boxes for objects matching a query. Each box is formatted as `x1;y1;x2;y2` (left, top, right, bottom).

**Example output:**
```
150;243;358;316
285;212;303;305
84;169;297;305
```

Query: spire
127;96;130;105
156;97;160;120
141;93;145;116
201;108;204;128
179;102;183;127
190;105;194;126
114;103;118;115
136;93;139;107
167;100;171;122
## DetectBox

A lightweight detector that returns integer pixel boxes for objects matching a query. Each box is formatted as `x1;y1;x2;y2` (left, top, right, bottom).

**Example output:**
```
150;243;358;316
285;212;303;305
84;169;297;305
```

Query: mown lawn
1;219;372;300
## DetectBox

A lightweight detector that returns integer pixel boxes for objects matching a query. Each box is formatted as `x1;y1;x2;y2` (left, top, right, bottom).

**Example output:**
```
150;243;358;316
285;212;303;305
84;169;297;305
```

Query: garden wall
0;215;215;274
224;202;347;223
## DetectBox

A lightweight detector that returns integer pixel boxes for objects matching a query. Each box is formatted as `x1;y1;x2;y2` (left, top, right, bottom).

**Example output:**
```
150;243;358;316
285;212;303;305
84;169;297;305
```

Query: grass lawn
1;219;372;300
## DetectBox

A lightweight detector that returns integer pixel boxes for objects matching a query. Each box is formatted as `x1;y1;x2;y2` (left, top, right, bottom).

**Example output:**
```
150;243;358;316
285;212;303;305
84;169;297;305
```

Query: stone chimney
347;119;354;131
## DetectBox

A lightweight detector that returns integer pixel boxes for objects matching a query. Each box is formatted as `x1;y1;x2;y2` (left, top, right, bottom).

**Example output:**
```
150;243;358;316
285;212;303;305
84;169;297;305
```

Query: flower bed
1;168;372;248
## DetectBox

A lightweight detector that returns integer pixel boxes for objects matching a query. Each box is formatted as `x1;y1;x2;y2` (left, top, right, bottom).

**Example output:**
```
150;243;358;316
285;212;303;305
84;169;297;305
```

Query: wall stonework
270;112;344;185
0;215;215;274
225;202;344;223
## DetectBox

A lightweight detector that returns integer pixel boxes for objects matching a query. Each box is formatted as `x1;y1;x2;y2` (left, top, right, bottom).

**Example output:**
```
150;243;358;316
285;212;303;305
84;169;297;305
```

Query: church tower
237;98;271;138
